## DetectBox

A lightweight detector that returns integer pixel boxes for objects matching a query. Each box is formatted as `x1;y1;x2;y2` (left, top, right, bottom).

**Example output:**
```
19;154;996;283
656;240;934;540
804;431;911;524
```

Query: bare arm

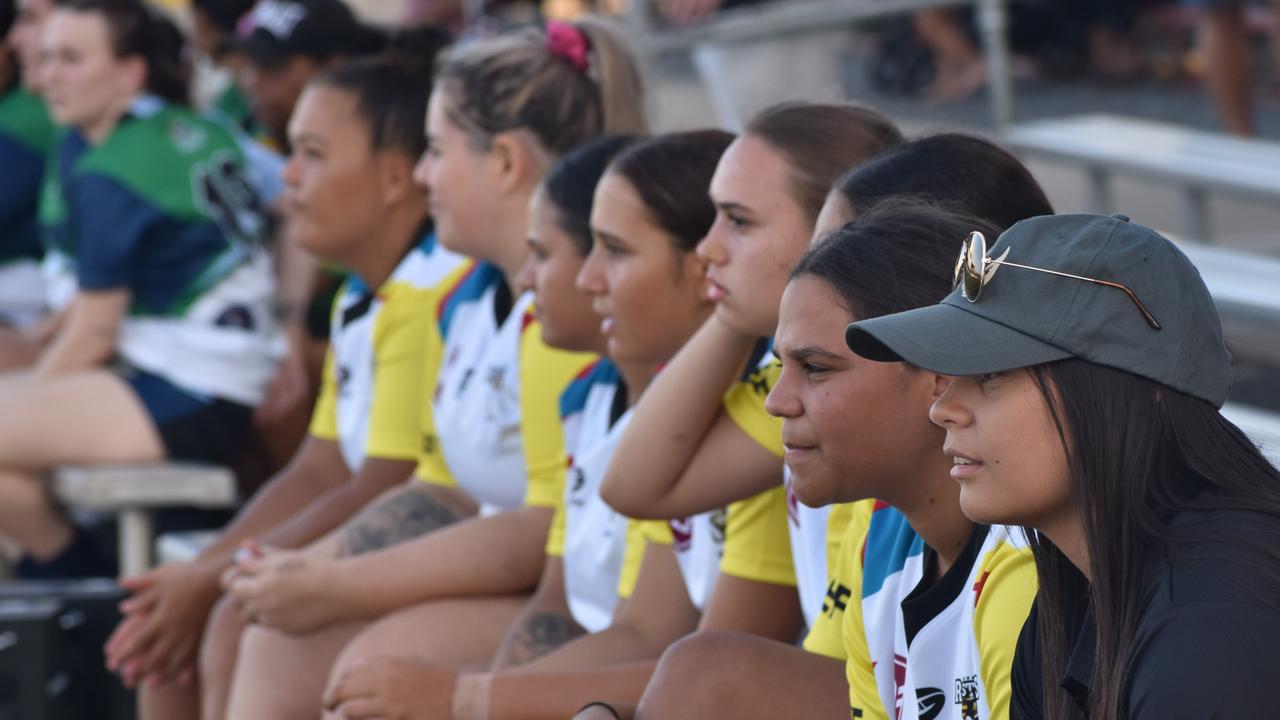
698;574;804;641
601;316;782;519
317;505;555;621
34;290;126;377
479;541;700;718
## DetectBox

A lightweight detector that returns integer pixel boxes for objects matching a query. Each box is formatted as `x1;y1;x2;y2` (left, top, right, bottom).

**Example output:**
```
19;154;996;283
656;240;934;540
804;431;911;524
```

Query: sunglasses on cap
953;231;1162;331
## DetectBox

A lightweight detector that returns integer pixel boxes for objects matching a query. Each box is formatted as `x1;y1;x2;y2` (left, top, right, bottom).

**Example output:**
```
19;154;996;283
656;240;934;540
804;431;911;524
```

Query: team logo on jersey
421;433;437;455
746;362;777;398
916;687;946;720
169;118;208;154
955;676;980;720
569;467;587;507
336;364;352;396
709;508;728;546
821;580;850;618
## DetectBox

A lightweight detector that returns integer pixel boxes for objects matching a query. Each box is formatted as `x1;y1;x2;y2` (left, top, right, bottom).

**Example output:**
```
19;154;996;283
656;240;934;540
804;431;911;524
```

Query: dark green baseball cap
844;213;1233;406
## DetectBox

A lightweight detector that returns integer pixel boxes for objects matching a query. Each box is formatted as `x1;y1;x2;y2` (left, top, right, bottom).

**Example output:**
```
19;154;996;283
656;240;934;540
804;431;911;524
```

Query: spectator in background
191;0;262;141
1190;0;1280;135
0;0;56;364
0;0;53;329
0;0;279;578
235;0;383;149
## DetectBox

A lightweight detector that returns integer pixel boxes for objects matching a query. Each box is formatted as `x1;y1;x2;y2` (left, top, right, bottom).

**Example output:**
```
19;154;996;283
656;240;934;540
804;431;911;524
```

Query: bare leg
319;596;528;720
197;595;250;720
636;631;848;719
138;682;199;720
0;370;163;561
226;620;369;720
1202;4;1255;135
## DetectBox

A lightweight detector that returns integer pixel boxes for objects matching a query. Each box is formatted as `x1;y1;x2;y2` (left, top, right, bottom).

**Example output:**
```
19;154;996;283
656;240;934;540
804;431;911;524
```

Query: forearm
602;317;756;517
334;507;552;619
197;439;348;565
488;662;657;720
34;314;114;376
258;459;415;551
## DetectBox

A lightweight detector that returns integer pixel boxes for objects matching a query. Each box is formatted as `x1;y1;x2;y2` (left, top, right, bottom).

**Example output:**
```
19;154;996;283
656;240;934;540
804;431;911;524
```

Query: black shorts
123;369;253;464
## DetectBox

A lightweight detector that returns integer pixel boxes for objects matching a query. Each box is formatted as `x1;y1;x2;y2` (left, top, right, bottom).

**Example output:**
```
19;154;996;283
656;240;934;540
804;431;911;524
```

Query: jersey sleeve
518;312;597;509
308;347;339;441
722;355;784;459
719;485;795;587
361;282;437;461
72;174;161;291
973;533;1039;720
616;519;669;599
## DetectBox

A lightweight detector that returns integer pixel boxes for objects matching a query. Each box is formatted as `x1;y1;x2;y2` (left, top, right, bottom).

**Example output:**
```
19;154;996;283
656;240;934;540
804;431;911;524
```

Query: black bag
0;580;135;720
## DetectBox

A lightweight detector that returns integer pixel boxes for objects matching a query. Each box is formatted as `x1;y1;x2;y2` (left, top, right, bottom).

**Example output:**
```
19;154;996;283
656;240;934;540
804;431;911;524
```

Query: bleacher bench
54;464;237;577
1006;113;1280;241
1175;240;1280;367
627;0;1014;130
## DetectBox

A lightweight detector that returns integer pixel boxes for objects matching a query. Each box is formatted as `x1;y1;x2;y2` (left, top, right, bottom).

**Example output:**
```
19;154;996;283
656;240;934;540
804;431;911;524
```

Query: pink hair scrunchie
546;21;590;74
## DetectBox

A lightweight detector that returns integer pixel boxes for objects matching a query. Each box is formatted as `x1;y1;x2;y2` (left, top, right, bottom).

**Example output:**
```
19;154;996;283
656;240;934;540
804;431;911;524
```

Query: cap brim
845;302;1073;376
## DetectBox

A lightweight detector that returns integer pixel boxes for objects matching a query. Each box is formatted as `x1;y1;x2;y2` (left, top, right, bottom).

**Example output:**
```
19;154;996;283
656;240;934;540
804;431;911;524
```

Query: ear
377;151;419;206
488;131;546;196
929;373;954;401
123;55;148;96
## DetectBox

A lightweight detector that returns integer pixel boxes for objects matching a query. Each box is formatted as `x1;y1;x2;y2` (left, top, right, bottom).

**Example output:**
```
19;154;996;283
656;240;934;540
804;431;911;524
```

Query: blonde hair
436;16;647;157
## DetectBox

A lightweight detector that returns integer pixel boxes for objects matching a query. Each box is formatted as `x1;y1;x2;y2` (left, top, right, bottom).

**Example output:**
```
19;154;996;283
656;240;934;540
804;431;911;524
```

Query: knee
637;631;743;719
199;595;246;688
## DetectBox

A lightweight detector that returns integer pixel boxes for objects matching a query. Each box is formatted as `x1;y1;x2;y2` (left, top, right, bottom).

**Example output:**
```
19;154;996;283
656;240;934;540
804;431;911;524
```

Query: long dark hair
835;133;1053;232
1028;359;1280;720
607;129;735;253
791;199;1000;320
542;135;638;256
54;0;190;106
311;28;452;159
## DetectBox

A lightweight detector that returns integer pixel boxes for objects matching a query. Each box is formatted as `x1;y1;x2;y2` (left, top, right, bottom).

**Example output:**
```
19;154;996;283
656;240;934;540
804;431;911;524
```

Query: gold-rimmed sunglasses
952;231;1162;330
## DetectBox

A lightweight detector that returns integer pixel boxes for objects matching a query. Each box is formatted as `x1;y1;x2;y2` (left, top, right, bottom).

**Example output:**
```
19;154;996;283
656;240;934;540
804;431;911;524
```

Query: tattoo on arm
338;486;461;556
503;612;586;668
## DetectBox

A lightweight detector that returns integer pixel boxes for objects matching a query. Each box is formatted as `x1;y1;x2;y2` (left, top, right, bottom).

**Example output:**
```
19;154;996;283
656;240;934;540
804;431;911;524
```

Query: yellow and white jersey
421;263;594;512
664;483;796;611
309;232;466;470
807;504;1037;720
723;344;847;627
545;359;637;632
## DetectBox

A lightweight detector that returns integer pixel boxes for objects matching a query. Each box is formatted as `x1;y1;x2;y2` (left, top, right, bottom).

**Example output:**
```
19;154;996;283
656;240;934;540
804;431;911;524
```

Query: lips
704;271;729;302
944;446;984;480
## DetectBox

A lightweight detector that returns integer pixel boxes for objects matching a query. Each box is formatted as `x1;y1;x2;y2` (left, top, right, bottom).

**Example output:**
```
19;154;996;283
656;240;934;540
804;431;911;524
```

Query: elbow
600;470;648;519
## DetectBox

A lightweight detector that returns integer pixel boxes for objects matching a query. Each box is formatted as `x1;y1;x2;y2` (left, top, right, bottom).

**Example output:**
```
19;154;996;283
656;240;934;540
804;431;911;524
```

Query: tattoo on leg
339;487;460;556
506;612;586;668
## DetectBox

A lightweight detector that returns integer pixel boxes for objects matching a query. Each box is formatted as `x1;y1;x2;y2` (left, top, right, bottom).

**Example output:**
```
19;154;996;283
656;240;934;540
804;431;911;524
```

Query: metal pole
977;0;1014;133
119;508;152;577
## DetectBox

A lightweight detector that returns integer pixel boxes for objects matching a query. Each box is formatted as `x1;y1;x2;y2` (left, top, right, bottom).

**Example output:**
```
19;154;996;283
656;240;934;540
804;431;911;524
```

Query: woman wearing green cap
845;213;1280;719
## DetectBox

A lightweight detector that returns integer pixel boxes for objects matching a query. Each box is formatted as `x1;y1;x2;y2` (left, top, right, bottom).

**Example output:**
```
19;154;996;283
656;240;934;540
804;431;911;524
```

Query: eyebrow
774;345;844;362
715;201;752;215
592;229;626;245
289;132;328;147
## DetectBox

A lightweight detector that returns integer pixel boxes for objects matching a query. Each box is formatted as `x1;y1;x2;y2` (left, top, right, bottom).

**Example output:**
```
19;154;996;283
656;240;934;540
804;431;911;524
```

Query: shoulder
1127;600;1280;717
559;359;618;420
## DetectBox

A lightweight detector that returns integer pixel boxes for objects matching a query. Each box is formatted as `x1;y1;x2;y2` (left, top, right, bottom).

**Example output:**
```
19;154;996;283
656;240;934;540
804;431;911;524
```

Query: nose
696;216;729;266
575;243;606;296
412;151;431;190
764;361;801;419
515;253;536;296
281;152;302;188
928;375;973;429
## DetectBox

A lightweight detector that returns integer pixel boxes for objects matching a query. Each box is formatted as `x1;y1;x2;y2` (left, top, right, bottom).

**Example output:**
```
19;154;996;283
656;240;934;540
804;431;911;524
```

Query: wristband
452;672;493;720
576;701;622;719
